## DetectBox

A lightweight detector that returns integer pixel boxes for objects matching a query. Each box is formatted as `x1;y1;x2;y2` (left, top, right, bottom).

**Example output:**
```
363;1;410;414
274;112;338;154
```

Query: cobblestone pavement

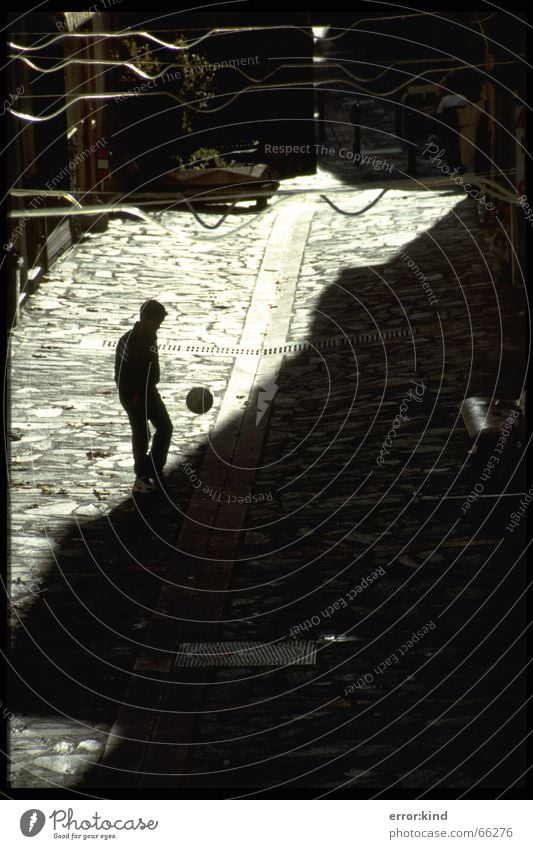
7;141;527;792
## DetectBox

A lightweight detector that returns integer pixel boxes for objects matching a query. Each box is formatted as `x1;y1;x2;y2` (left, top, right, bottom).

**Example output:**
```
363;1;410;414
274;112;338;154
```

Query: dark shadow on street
8;199;527;793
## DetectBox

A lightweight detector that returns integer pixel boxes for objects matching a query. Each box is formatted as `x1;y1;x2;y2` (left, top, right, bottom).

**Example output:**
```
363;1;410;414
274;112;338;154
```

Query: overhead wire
5;12;527;250
8;8;516;133
7;66;528;123
7;77;529;197
9;10;500;43
5;9;520;138
10;54;524;91
6;32;530;207
351;2;529;69
9;25;315;53
10;55;402;86
8;10;527;131
8;166;527;248
6;14;528;216
320;10;500;41
6;83;529;210
8;30;528;120
9;168;524;201
6;182;394;245
8;11;510;61
319;188;388;215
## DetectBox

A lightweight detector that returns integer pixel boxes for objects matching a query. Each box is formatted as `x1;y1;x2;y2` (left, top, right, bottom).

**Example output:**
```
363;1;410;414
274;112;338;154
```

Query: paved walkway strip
95;205;314;786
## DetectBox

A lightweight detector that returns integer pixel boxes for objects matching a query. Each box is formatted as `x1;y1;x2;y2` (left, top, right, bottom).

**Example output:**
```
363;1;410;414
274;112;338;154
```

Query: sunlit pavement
8;147;526;790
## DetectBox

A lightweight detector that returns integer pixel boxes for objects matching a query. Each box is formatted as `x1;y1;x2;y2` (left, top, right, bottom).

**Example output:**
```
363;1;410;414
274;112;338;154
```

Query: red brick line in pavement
92;207;314;788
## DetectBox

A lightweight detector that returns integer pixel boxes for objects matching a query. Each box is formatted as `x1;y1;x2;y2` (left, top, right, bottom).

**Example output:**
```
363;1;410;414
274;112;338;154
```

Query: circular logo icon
20;810;46;837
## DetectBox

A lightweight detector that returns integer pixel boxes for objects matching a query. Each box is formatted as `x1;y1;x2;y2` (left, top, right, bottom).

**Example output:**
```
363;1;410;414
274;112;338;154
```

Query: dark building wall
5;11;116;324
109;15;316;182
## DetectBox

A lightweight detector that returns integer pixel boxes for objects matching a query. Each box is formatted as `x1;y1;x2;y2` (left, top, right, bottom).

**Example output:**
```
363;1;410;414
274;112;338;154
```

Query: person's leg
457;108;479;172
120;392;151;478
351;100;361;162
440;107;462;170
146;389;173;477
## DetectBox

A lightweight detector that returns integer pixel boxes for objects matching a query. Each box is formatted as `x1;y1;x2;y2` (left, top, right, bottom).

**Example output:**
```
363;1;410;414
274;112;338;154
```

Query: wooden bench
459;396;525;458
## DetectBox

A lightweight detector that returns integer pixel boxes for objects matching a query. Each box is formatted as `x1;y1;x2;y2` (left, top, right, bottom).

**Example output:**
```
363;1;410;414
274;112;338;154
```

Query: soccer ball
186;387;214;414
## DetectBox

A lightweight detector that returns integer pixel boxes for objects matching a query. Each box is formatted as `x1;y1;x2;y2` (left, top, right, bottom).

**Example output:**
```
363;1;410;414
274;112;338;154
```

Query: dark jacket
115;322;160;395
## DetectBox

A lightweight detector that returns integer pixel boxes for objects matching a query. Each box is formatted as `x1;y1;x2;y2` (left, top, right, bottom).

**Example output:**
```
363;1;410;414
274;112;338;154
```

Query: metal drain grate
87;327;415;358
175;640;317;667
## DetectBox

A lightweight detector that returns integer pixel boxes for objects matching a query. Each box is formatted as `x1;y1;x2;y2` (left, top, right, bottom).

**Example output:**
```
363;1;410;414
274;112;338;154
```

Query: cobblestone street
7;143;527;793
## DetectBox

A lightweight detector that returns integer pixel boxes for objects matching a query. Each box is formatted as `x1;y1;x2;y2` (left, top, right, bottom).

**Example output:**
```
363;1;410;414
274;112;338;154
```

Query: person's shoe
132;475;156;494
150;471;170;493
150;470;175;501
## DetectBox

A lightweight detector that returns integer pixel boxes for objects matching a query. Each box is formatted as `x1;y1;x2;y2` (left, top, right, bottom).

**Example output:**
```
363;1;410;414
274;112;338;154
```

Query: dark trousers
119;387;173;478
439;107;462;169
